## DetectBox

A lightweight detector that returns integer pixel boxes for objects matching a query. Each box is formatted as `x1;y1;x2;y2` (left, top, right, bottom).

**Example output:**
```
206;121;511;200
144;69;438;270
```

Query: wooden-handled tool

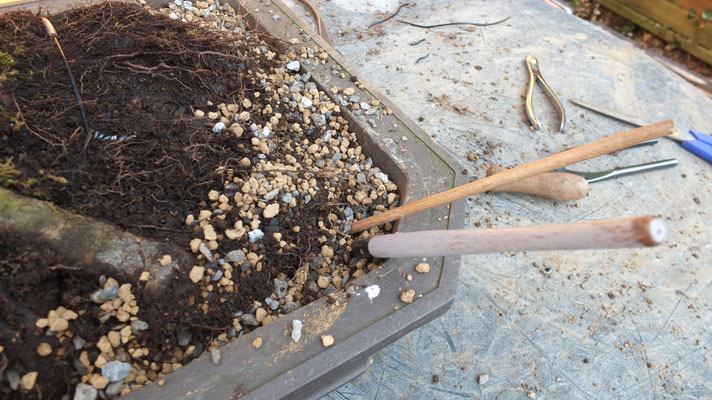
352;216;667;258
350;121;675;233
485;158;678;200
485;166;589;201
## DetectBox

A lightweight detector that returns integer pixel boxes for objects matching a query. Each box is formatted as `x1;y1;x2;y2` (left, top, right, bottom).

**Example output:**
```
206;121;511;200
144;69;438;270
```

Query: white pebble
300;97;312;108
101;361;132;382
291;319;303;343
263;188;280;201
211;349;221;365
258;126;271;139
248;229;265;243
286;61;300;72
312;114;326;127
212;122;225;133
374;172;389;183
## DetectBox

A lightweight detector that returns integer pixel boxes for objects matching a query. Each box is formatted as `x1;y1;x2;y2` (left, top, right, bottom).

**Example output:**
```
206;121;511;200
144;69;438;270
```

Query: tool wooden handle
366;216;667;258
350;121;674;233
486;166;589;201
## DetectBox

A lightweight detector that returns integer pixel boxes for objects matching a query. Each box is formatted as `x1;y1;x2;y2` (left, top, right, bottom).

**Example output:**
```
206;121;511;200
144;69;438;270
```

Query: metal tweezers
525;55;565;132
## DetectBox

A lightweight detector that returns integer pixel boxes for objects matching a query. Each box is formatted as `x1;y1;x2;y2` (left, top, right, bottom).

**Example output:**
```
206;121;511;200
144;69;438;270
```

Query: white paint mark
365;285;380;301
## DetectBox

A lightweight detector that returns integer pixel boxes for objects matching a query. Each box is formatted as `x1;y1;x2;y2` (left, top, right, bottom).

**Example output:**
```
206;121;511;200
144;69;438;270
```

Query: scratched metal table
277;0;712;398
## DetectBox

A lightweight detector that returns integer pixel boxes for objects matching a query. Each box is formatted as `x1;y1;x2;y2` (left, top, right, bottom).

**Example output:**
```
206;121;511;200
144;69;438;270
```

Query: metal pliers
524;55;565;132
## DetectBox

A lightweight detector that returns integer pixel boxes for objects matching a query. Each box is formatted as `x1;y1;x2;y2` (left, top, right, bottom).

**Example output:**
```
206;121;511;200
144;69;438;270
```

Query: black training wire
368;2;411;28
44;18;93;157
396;16;511;28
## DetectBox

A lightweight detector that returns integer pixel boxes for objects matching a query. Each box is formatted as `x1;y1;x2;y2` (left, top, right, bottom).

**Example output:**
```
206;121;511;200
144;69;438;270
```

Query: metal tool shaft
570;98;650;127
561;159;678;183
569;98;662;146
42;17;93;156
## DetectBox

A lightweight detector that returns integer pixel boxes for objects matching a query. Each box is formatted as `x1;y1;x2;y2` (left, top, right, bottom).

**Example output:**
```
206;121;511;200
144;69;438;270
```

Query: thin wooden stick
364;216;667;258
350;120;674;233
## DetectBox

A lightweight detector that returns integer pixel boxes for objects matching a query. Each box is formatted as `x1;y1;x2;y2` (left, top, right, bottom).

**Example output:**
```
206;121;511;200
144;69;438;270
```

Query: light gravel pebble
91;284;119;303
248;229;265;242
131;320;149;333
211;349;221;365
291;319;303;342
312;114;326;127
198;242;213;261
73;336;86;350
177;330;193;346
225;250;246;263
241;313;259;326
105;381;123;398
300;97;312;108
374;172;389;183
280;193;293;203
263;188;280;201
212;122;225;133
212;269;224;281
101;361;131;382
73;383;98;400
5;370;19;390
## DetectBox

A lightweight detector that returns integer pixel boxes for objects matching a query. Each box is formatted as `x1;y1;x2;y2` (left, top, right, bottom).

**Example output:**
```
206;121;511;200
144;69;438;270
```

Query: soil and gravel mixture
0;1;398;398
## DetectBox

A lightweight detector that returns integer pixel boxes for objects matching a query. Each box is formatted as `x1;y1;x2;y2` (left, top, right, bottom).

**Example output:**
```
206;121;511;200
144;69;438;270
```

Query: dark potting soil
0;235;115;399
0;4;279;397
0;3;391;398
0;2;272;244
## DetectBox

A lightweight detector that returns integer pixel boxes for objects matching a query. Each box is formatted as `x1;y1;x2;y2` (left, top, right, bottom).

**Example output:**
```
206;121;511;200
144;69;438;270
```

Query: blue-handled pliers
569;98;712;164
667;130;712;164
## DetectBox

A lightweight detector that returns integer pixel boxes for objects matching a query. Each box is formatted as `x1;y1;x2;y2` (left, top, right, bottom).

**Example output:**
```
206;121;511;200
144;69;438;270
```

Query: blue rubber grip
683;130;712;164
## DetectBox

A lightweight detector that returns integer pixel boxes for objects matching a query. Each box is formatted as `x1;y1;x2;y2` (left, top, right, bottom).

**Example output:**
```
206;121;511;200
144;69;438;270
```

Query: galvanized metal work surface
280;0;712;399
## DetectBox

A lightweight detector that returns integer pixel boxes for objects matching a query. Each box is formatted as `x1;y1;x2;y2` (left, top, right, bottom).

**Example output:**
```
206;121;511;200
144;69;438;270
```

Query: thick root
0;187;188;292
